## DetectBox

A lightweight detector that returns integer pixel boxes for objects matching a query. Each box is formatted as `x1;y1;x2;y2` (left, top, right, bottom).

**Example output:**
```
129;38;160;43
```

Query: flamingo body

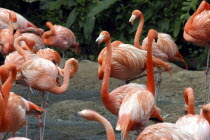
176;114;210;140
137;123;194;140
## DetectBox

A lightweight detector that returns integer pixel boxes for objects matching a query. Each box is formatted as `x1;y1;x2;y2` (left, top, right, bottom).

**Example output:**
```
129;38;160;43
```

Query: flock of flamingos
1;0;210;140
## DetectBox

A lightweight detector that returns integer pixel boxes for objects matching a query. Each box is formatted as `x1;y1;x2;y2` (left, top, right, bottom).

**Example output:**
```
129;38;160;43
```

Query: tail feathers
175;52;188;70
26;101;44;118
116;114;135;140
152;56;172;75
150;106;164;123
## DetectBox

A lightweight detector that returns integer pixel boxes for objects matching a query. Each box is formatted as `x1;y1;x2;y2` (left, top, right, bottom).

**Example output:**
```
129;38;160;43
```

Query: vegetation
0;0;207;70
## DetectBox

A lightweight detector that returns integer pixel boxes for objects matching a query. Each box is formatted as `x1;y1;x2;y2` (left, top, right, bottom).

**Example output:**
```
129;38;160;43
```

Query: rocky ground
3;60;208;140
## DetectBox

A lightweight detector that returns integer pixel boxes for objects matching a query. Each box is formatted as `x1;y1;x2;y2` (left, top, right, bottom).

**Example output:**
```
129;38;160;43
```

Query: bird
0;8;44;35
175;87;210;140
129;9;188;99
77;109;115;140
129;9;188;68
41;21;79;59
96;31;163;139
0;10;15;55
115;29;164;139
97;33;171;83
183;0;210;103
137;122;194;140
14;31;46;53
0;64;44;138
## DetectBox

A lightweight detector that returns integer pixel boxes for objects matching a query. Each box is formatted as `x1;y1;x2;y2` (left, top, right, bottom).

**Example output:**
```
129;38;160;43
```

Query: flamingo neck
146;34;155;95
94;113;115;140
8;12;14;54
134;13;144;49
50;58;78;94
201;104;210;124
184;88;194;114
42;22;55;43
101;38;112;101
185;1;210;32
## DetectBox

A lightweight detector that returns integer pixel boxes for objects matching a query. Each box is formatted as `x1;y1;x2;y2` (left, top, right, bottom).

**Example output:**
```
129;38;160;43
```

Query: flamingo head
70;42;80;54
96;31;110;44
129;10;142;25
201;103;210;124
77;109;95;121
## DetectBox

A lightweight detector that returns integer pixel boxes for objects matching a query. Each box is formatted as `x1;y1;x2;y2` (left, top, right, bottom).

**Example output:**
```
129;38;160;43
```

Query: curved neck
14;36;33;61
42;22;55;43
134;13;144;49
50;58;78;94
201;104;210;124
8;11;14;53
185;1;210;32
184;88;194;114
146;31;156;96
94;113;115;140
101;37;112;100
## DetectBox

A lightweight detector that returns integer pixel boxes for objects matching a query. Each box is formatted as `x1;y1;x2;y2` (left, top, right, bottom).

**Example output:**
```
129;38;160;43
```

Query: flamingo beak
96;34;105;44
129;15;136;25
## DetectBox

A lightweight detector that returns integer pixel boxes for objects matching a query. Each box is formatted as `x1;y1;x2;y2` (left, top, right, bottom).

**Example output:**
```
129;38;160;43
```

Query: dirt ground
3;60;208;140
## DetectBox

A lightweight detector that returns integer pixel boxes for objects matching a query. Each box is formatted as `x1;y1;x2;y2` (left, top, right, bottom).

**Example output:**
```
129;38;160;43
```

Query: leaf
180;13;190;20
65;8;79;28
83;17;95;42
87;0;118;17
49;0;66;10
173;19;181;38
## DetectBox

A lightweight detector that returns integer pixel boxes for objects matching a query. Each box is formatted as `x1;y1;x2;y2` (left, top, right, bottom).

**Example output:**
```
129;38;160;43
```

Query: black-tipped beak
149;118;163;122
184;110;188;115
75;112;81;118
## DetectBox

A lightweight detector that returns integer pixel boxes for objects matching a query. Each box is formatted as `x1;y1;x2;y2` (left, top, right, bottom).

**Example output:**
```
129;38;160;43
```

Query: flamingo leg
40;91;45;140
2;132;9;140
155;72;162;101
42;92;49;139
204;47;210;104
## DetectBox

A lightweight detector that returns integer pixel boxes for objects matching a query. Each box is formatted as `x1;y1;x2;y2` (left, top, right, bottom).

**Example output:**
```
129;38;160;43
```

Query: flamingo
175;87;210;140
42;21;79;59
129;9;188;99
97;34;171;83
137;122;194;140
0;8;44;35
14;31;45;53
0;64;44;139
183;0;210;103
116;29;164;139
7;137;31;140
77;109;115;140
0;10;15;56
96;30;164;132
14;38;78;139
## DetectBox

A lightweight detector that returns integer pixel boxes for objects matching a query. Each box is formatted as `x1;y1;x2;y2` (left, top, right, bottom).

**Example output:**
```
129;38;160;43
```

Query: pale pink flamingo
0;8;44;35
0;64;44;139
137;122;194;140
130;9;188;68
14;39;78;138
14;31;45;52
175;87;210;140
129;9;188;99
183;1;210;103
42;21;79;59
116;29;164;139
77;109;115;140
7;137;31;140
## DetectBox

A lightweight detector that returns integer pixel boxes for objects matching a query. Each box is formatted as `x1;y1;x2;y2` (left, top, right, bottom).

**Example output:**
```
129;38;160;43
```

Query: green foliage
2;0;208;69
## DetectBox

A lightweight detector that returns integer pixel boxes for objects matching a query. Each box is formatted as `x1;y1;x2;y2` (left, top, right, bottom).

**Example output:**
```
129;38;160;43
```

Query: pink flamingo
116;29;164;139
97;35;171;83
137;122;194;140
0;8;44;34
0;64;44;139
42;21;79;59
77;109;115;140
175;87;210;140
96;30;163;136
129;9;188;99
183;0;210;103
